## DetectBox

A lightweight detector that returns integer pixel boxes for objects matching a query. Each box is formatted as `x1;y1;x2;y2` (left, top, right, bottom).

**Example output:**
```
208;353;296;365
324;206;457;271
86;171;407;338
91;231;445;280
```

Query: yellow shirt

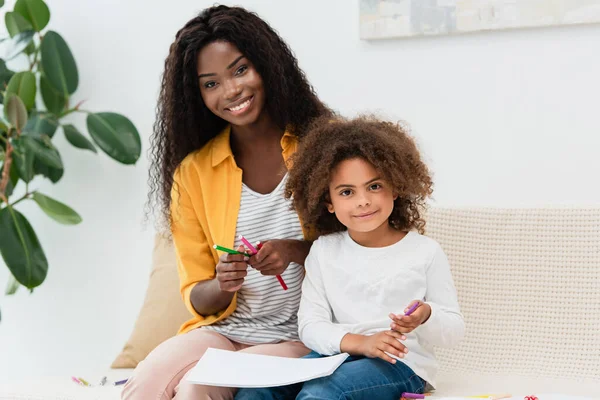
171;126;310;334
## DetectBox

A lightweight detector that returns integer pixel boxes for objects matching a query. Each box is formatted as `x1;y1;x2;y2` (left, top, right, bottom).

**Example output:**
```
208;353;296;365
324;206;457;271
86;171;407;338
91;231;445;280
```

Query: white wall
1;0;599;382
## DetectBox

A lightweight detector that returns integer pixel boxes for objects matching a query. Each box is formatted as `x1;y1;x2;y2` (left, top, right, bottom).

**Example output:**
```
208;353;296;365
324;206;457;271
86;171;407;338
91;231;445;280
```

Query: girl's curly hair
147;5;331;227
285;115;433;237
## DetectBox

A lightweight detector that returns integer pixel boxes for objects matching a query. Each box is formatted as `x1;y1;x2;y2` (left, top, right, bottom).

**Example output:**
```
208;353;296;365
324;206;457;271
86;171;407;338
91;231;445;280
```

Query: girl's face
327;157;397;238
197;41;267;127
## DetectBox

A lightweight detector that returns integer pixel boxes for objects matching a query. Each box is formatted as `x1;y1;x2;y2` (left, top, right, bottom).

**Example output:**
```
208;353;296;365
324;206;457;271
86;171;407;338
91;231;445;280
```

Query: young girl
124;5;331;400
236;116;465;399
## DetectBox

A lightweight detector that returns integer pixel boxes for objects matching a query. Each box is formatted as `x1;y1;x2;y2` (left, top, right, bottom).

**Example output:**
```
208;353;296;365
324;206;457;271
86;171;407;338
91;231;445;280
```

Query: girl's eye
369;183;382;191
235;65;248;75
340;189;352;197
204;81;217;89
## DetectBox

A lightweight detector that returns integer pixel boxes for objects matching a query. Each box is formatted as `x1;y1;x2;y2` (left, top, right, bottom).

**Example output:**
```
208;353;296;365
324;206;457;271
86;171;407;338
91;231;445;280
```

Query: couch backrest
425;208;600;380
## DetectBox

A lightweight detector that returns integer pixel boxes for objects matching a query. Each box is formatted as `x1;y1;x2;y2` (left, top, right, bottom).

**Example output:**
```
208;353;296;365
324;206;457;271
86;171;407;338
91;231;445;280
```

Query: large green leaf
14;0;50;32
63;124;96;153
6;71;36;110
33;158;62;183
4;12;34;55
21;135;62;169
40;31;78;95
0;58;15;103
0;1;5;8
11;138;34;182
4;94;28;131
0;206;48;288
5;273;20;295
40;75;66;115
32;192;81;225
86;112;140;164
5;11;32;37
24;112;58;138
3;29;35;60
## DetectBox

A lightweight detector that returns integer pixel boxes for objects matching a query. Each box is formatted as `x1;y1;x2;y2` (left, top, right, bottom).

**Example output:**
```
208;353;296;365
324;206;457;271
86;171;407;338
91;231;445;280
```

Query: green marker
213;244;251;257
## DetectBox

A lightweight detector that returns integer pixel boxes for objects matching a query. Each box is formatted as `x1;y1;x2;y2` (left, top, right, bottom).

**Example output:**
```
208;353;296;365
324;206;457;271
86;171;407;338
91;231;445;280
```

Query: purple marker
404;302;420;316
401;393;425;399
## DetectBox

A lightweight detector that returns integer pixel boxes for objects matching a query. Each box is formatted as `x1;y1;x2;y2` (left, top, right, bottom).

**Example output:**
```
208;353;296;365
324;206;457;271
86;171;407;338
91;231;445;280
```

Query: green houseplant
0;0;141;318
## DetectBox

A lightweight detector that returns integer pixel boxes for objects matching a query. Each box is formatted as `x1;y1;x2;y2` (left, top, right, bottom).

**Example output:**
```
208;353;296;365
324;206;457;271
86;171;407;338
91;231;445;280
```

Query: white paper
186;348;349;388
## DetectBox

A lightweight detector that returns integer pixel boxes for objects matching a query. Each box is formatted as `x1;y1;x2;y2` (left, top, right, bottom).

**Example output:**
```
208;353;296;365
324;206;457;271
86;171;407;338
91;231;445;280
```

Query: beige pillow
111;233;190;368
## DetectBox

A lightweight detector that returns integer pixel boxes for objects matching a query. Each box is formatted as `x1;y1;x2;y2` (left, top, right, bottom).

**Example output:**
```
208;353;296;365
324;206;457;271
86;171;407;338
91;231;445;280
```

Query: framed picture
360;0;600;39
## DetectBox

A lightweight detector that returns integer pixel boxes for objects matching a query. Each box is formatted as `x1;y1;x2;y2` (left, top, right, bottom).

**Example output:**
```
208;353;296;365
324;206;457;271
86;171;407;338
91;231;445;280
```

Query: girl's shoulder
310;231;347;252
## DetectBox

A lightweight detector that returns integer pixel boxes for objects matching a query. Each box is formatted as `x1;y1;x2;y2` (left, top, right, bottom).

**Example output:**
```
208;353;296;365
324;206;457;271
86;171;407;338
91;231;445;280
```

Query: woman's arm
171;170;236;318
190;279;234;316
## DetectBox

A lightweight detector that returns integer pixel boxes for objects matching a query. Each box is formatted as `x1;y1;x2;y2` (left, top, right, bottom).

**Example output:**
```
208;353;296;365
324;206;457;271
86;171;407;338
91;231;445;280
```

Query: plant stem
60;102;89;119
0;142;13;200
10;190;35;207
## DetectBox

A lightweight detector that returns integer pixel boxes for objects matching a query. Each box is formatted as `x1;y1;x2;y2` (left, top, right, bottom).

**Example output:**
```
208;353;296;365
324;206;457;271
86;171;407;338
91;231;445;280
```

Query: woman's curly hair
147;5;331;227
285;115;433;237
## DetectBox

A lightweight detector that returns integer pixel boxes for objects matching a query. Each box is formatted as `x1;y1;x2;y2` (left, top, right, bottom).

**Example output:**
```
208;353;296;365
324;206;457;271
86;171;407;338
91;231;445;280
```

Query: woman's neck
230;112;284;152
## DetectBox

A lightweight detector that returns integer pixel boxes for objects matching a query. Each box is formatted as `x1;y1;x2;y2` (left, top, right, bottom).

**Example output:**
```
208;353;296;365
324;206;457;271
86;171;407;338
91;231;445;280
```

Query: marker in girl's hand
404;301;420;316
388;301;425;335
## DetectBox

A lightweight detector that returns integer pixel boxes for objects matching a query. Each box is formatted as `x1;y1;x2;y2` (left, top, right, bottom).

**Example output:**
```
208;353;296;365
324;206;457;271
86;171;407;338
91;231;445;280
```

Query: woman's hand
215;245;249;292
248;239;303;276
389;300;432;334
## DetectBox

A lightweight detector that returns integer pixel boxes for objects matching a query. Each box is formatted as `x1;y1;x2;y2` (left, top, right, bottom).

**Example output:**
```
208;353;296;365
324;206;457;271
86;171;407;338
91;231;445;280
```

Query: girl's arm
297;242;349;355
417;243;466;347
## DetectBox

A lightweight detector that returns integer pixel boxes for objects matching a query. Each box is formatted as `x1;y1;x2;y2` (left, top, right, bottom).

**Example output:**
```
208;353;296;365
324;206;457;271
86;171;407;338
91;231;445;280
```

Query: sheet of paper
186;348;349;388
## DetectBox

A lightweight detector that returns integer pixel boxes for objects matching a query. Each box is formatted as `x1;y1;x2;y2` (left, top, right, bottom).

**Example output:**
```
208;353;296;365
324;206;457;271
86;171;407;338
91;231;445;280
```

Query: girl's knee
296;380;339;400
235;388;274;400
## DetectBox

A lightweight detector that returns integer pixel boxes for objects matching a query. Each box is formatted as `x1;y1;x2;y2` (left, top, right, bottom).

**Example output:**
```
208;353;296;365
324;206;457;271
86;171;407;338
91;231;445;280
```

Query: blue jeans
235;351;425;400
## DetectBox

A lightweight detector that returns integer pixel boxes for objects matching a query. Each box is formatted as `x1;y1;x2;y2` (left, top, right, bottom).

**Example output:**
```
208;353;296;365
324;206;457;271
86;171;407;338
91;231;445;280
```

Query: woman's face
197;41;267;127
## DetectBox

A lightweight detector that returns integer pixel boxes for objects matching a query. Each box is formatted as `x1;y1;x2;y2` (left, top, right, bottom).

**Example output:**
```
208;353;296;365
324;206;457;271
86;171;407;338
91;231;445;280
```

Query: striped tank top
204;174;304;344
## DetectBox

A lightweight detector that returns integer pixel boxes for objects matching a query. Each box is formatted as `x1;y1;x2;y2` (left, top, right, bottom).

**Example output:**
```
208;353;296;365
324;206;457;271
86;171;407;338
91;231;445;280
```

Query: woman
123;5;332;400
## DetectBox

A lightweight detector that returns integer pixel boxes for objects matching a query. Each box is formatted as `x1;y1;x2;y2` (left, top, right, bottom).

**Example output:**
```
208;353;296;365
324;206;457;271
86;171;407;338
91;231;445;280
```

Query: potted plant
0;0;141;320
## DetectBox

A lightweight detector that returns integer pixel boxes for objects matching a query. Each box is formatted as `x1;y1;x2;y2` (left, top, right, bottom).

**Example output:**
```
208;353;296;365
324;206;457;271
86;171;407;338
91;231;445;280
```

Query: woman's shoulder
176;127;231;180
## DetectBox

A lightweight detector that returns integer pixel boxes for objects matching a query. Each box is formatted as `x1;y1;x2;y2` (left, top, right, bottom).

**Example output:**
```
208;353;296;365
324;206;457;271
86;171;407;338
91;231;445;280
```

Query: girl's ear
326;202;335;213
393;193;399;201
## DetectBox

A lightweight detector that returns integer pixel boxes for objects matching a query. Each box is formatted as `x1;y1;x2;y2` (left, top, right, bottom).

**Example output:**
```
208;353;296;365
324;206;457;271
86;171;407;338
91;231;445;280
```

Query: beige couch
2;207;599;399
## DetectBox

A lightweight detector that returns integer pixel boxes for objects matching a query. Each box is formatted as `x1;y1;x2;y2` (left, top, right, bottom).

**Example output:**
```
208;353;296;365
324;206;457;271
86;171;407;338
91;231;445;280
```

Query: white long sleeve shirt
297;230;465;388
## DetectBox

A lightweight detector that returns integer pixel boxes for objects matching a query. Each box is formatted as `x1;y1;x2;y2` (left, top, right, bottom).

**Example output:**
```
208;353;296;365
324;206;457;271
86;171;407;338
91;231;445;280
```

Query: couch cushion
425;207;600;387
111;234;190;368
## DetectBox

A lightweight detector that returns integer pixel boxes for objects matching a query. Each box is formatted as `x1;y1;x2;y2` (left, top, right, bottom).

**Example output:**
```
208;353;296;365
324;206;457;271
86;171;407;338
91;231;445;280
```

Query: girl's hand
248;239;296;276
358;331;408;364
215;245;249;292
389;300;432;334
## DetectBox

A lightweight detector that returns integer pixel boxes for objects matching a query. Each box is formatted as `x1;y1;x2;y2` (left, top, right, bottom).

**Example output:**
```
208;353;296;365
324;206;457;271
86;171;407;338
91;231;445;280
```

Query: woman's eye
204;81;217;89
235;65;248;75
